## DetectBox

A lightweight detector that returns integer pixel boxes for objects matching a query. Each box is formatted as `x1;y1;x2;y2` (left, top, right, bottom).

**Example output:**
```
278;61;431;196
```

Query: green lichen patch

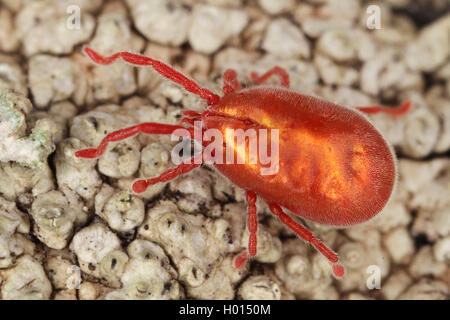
0;91;25;134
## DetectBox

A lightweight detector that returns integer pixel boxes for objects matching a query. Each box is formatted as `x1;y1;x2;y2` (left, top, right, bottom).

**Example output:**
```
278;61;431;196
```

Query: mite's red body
76;48;410;278
207;88;396;226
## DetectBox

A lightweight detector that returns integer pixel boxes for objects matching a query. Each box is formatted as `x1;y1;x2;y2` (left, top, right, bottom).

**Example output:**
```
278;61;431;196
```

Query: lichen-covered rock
98;137;141;179
383;227;415;264
15;0;95;56
78;281;113;300
105;240;182;300
0;91;55;168
95;184;145;232
408;246;447;278
70;223;127;288
238;275;282;300
125;142;173;199
0;7;19;52
0;161;54;202
188;4;248;54
45;255;80;290
275;239;338;300
338;228;391;293
294;0;360;38
0;197;30;269
381;270;413;300
0;255;52;300
0;55;27;96
54;138;102;202
262;18;310;59
406;14;450;72
31;190;86;249
398;279;448;300
86;1;144;103
360;48;423;98
28;55;78;109
399;159;450;212
138;200;244;298
126;0;191;46
316;29;375;63
314;54;359;87
433;236;450;262
258;0;294;15
28;101;77;144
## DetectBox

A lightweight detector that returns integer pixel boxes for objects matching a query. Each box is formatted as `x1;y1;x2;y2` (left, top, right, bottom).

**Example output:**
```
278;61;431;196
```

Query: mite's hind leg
233;191;259;269
250;66;290;88
356;100;411;115
75;123;192;159
223;69;242;95
269;204;345;278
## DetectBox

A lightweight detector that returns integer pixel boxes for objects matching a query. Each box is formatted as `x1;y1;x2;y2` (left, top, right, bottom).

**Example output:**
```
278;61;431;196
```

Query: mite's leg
247;191;258;257
84;47;220;105
179;110;202;127
132;156;202;193
233;191;258;269
269;203;345;278
75;123;192;159
250;66;290;88
178;117;197;127
356;100;411;115
223;69;241;95
182;110;201;118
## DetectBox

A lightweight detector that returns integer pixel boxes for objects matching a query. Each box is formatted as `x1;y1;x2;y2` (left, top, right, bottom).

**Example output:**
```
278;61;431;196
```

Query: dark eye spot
111;258;117;269
144;224;149;230
181;224;186;233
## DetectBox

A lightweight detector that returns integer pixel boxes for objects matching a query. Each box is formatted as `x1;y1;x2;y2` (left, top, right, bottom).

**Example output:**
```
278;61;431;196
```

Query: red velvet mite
75;47;411;278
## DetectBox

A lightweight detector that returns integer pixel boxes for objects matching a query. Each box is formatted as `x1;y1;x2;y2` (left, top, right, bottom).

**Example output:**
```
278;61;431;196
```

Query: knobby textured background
0;0;449;300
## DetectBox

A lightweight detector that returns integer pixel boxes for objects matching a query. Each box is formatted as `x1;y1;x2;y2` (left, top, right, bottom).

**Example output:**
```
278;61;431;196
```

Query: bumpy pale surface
0;0;448;300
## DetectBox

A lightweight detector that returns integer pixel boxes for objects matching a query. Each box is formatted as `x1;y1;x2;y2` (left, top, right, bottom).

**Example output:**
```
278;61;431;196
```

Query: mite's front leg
75;123;193;159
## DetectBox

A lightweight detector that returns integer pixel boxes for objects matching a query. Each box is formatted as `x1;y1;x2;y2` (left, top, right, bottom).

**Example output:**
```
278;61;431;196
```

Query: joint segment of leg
182;110;201;117
178;117;197;127
269;203;345;278
356;100;411;115
250;66;290;88
246;191;258;257
84;47;220;105
223;69;241;95
75;123;192;159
